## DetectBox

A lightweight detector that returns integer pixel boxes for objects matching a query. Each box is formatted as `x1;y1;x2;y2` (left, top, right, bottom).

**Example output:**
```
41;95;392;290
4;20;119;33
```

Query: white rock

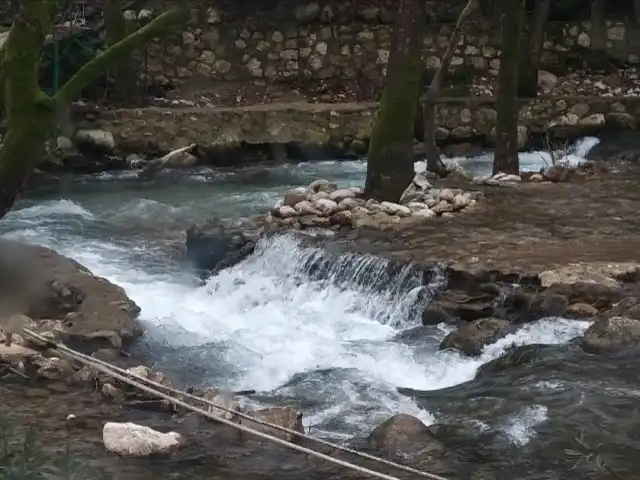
438;188;455;202
350;186;365;197
380;201;411;217
425;196;438;208
538;70;558;90
308;179;331;192
294;200;321;216
56;136;74;151
75;129;116;151
137;9;154;20
103;422;185;457
412;208;436;219
364;199;380;209
283;187;309;207
336;197;363;211
123;10;137;21
310;191;330;202
205;391;240;421
492;173;521;183
351;206;370;217
529;173;544;182
273;205;298;218
329;188;357;202
313;198;338;215
331;210;353;226
126;365;151;379
405;202;428;212
452;193;471;210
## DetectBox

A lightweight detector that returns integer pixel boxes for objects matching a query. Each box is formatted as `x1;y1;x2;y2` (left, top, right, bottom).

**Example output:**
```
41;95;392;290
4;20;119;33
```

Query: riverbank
34;95;637;174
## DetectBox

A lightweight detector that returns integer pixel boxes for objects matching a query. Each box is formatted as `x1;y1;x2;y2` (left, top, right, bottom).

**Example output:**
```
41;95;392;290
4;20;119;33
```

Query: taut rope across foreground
21;328;449;480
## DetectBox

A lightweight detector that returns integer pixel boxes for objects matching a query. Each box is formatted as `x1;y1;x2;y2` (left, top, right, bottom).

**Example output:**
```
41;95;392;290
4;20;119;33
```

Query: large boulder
581;316;640;353
368;414;450;473
74;129;116;152
103;422;186;457
186;221;256;273
242;407;304;442
0;239;141;353
439;317;515;356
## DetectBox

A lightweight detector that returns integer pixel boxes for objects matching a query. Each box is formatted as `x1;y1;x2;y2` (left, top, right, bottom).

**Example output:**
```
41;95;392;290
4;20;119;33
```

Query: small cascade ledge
263;173;484;232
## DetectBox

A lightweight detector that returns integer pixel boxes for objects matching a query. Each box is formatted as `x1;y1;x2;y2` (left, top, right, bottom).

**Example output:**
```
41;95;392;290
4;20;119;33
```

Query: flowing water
3;138;638;478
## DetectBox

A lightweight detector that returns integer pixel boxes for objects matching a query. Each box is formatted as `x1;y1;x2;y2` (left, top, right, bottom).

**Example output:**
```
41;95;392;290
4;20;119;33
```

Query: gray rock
440;318;514;356
294;2;320;22
283;187;309;207
538;70;558;90
582;316;640;353
75;129;116;152
399;172;432;204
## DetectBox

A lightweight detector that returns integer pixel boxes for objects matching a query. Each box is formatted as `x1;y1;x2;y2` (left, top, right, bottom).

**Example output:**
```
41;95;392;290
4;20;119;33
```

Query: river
3;139;637;479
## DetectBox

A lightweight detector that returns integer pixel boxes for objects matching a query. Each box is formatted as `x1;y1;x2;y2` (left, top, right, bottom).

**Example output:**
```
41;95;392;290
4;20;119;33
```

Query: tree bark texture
105;0;139;104
517;0;551;98
365;0;426;202
493;0;526;175
0;2;188;219
590;0;606;51
423;0;479;175
586;0;608;70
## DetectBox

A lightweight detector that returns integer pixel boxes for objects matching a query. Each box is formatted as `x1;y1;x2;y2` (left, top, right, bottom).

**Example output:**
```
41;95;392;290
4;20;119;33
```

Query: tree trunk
104;0;139;104
0;3;188;219
365;0;426;202
517;0;551;98
424;0;479;176
588;0;608;70
493;0;526;175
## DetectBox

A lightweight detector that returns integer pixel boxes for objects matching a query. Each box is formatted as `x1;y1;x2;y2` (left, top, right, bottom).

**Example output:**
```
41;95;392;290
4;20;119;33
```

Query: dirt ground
335;167;640;277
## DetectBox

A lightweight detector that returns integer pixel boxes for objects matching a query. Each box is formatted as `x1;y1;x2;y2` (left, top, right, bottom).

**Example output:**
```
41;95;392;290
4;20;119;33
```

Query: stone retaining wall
134;1;639;104
73;97;640;157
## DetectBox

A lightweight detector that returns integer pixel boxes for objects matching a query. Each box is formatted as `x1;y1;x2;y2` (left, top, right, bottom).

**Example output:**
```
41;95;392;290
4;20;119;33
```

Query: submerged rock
368;414;450;474
242;407;304;442
440;317;515;356
103;422;185;457
186;221;256;273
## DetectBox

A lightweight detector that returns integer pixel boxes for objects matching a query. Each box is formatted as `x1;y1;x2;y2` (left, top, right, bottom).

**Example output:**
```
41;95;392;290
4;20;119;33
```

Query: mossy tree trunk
364;0;426;202
0;1;188;219
105;0;139;104
423;0;479;176
517;0;551;98
492;0;526;175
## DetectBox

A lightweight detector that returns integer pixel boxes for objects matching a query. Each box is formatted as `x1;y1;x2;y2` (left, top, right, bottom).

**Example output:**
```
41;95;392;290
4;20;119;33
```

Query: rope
21;329;449;480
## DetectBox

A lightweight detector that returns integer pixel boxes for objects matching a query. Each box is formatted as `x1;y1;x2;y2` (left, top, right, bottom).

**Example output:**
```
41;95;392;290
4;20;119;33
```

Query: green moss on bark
0;2;189;219
493;0;526;175
365;0;426;202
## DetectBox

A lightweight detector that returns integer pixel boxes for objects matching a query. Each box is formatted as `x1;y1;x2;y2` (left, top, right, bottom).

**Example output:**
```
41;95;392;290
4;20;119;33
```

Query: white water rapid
0;137;599;443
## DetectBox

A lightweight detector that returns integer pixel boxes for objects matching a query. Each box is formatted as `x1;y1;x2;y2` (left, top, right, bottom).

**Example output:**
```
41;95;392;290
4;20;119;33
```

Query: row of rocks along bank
265;173;483;232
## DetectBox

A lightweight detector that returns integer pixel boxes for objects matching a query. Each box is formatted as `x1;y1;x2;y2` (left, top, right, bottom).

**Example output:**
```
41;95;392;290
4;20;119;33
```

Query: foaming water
1;198;591;441
0;146;599;445
415;136;601;178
